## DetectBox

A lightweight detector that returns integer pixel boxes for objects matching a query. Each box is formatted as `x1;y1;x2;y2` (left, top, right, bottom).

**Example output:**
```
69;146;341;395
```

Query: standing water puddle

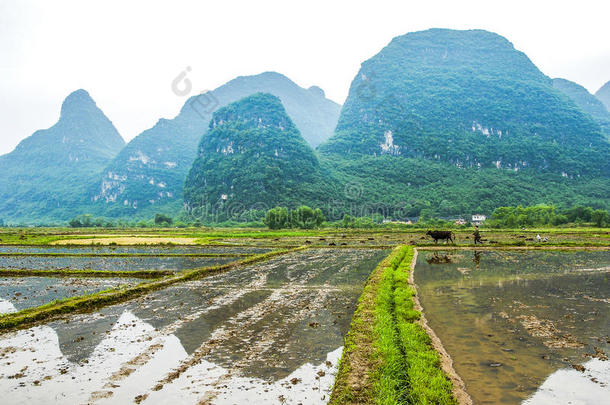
415;249;610;404
0;255;235;272
0;277;139;314
0;246;270;255
0;249;388;404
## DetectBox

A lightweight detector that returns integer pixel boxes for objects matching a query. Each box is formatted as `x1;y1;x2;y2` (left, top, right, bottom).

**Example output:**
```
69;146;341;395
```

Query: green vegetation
184;93;337;218
553;78;610;137
323;155;610;219
69;214;116;228
331;246;456;404
595;80;610;113
316;29;609;218
0;227;608;399
264;206;325;229
87;72;340;220
321;29;608;177
488;205;609;228
0;90;125;225
154;213;174;226
1;32;609;227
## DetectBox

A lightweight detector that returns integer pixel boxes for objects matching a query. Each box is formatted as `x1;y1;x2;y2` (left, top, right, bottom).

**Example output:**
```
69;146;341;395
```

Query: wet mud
415;250;610;404
0;249;387;404
0;255;235;272
0;277;138;314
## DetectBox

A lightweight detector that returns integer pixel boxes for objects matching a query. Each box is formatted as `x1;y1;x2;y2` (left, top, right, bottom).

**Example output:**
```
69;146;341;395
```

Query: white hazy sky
1;0;609;154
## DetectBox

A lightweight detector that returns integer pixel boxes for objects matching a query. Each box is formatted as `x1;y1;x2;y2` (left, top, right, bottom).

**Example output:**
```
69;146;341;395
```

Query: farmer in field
473;226;482;244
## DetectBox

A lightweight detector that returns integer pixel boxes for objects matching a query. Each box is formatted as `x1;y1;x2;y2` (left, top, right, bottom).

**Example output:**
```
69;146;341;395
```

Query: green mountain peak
184;93;332;215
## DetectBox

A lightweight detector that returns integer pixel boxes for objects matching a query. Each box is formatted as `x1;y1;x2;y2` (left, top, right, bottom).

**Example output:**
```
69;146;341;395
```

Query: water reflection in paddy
0;277;138;314
0;249;388;404
415;249;610;404
0;246;270;255
0;255;235;272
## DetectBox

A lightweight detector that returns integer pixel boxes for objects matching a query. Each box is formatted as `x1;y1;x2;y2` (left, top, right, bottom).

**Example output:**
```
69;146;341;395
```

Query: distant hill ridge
1;30;609;224
320;28;609;177
89;71;340;217
596;80;610;111
0;89;124;223
183;92;336;215
553;78;610;137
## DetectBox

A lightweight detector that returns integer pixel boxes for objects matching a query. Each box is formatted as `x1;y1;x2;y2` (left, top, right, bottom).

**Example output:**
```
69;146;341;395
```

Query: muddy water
415;250;610;404
0;277;139;314
0;255;235;272
0;246;270;255
0;249;388;404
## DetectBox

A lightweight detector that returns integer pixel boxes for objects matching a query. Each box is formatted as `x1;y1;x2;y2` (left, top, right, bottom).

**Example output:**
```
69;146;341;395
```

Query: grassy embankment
331;246;457;404
0;246;306;331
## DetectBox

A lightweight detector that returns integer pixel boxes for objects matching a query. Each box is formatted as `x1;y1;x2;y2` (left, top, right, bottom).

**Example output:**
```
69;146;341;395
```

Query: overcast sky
1;0;609;154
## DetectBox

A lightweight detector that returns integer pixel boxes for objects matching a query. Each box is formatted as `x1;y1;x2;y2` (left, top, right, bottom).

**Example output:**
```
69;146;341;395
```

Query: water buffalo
426;230;455;244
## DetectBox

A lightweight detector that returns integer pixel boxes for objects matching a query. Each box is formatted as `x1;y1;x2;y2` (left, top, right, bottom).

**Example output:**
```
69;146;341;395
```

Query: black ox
426;230;455;244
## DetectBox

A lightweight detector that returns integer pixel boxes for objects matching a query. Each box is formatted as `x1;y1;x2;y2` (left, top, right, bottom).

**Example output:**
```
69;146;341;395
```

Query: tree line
487;205;609;227
63;204;608;229
264;206;325;229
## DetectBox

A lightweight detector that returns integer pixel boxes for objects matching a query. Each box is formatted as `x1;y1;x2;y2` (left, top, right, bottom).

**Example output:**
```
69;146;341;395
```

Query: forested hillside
553;78;610;136
596;81;610;111
316;29;609;217
90;72;340;218
320;29;608;176
2;30;609;225
184;93;337;220
0;90;125;223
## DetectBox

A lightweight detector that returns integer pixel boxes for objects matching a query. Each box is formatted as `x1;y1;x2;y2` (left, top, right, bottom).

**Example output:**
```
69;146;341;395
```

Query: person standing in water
473;226;482;244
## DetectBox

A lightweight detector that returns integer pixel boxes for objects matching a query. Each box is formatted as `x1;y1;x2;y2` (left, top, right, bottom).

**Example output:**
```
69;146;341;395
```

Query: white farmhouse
472;214;486;226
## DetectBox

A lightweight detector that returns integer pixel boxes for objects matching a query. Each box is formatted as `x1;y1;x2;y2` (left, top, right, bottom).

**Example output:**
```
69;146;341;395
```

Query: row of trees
65;204;608;229
487;205;609;227
69;213;180;228
69;214;114;228
264;206;325;229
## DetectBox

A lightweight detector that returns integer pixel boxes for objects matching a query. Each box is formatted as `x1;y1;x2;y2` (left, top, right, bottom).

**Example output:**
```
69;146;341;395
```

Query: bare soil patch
51;237;198;245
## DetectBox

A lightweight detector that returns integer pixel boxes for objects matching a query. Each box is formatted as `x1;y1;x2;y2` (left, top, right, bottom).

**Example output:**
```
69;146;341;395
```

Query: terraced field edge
330;245;459;404
0;246;307;332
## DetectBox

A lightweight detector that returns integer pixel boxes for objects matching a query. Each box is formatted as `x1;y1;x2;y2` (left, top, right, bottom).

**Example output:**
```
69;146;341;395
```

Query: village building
472;214;486;226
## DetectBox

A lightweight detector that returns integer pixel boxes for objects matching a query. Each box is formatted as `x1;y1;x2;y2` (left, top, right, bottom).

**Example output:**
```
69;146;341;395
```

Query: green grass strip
0;246;307;332
330;246;406;404
330;246;457;404
392;250;456;404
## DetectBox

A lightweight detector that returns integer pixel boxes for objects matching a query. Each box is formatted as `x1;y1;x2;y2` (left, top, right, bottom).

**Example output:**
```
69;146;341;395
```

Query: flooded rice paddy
0;249;387;404
415;249;610;404
0;277;139;314
0;255;236;272
0;246;270;255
